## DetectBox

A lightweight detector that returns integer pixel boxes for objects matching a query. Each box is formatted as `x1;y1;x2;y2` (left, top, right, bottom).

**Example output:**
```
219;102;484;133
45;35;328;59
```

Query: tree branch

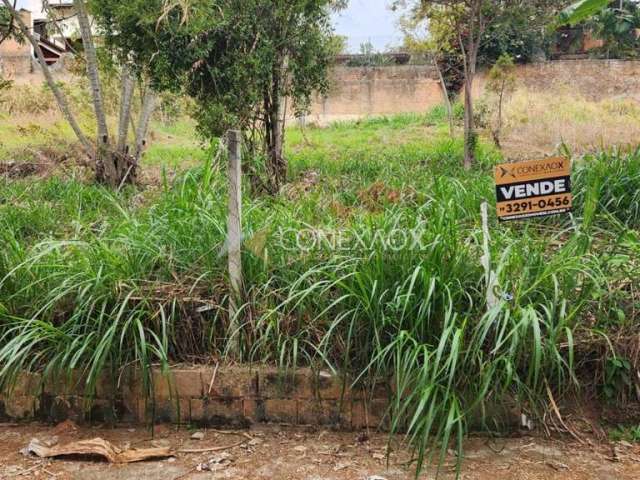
134;88;156;160
73;0;109;144
0;0;17;45
117;64;135;153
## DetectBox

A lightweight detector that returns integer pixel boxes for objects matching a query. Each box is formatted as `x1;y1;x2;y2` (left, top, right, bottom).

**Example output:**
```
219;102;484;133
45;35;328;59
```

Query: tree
415;1;485;169
587;1;640;58
93;0;340;194
557;1;640;58
346;41;394;67
478;1;564;65
1;0;156;186
0;1;17;44
410;1;566;169
485;53;516;149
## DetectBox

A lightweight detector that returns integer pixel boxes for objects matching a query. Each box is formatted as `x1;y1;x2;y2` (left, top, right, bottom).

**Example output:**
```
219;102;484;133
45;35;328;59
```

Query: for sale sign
495;157;572;221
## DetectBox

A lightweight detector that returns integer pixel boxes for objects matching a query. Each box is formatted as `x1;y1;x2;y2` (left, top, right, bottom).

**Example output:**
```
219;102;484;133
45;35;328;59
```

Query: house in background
0;1;81;77
33;1;79;59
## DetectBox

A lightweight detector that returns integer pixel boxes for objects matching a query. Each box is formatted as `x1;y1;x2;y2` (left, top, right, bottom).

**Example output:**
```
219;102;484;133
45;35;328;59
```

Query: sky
332;0;404;53
16;0;405;53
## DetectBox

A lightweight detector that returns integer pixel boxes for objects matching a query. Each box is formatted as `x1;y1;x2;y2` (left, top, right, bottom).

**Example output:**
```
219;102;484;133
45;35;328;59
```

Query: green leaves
557;0;610;26
92;0;336;166
0;3;24;44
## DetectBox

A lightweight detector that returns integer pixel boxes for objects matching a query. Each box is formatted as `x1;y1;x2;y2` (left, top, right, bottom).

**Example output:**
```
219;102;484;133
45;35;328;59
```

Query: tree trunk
116;65;135;154
134;89;157;161
73;0;114;184
3;0;152;189
266;59;287;193
2;0;93;156
459;0;483;170
270;93;285;188
434;56;454;137
492;80;505;149
463;73;476;170
112;88;156;188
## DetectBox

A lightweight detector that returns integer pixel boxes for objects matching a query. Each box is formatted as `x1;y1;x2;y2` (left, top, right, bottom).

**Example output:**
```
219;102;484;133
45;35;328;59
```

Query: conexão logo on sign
495;157;572;221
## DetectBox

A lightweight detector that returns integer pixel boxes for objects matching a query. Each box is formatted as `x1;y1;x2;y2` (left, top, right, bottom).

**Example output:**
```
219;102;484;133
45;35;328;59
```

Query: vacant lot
1;78;640;475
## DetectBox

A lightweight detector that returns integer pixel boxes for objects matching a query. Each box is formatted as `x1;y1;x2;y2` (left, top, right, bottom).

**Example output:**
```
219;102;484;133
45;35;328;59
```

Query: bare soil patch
1;422;639;480
0;145;86;180
0;161;49;179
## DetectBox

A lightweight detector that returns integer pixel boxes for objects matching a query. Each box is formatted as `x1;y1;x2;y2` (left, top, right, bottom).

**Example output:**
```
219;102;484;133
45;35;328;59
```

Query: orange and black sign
495;157;572;221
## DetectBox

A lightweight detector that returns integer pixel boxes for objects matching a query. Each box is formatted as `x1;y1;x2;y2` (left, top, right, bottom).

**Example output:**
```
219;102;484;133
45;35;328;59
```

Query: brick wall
306;60;640;123
0;367;391;430
306;65;443;123
473;59;640;101
0;47;33;77
4;57;639;110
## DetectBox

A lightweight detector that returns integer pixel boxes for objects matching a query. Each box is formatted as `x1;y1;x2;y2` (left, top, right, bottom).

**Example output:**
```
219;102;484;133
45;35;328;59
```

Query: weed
610;424;640;443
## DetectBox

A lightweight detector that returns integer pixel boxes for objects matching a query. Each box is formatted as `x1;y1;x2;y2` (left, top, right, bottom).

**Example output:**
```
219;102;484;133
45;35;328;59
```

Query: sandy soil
1;422;640;480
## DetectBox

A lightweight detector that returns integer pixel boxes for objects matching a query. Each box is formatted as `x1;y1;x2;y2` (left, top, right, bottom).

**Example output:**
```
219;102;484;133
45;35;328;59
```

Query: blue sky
332;0;404;53
17;0;404;53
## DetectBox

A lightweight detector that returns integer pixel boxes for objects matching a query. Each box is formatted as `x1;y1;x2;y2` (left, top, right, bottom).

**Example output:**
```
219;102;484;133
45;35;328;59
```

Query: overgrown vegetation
587;0;640;58
487;88;640;158
0;1;19;45
0;0;637;477
345;41;395;66
396;0;573;169
0;110;639;473
0;2;639;474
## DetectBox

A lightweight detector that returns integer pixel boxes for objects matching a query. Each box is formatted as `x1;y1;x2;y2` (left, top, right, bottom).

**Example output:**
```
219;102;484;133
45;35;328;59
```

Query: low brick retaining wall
0;366;391;430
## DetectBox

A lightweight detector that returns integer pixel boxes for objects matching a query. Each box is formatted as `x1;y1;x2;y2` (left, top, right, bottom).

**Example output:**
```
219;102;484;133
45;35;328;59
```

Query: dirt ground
1;422;640;480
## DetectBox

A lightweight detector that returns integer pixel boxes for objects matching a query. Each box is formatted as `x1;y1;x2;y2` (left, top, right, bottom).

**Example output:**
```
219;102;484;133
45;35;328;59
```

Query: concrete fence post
227;129;243;357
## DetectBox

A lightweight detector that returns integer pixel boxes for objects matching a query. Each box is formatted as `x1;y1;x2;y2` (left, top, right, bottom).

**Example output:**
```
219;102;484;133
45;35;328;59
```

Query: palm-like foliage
589;2;640;57
558;0;610;25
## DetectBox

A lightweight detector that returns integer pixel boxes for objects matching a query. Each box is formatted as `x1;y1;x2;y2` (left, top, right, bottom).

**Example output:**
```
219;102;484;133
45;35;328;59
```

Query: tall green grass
0;116;638;475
